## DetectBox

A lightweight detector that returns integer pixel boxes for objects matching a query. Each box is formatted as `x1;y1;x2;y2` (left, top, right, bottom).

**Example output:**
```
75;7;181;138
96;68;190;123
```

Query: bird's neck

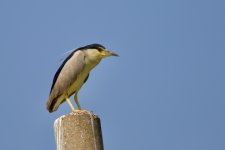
84;56;101;71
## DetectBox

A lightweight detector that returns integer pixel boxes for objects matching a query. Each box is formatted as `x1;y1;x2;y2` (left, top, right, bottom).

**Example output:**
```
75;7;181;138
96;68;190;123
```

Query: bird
46;43;119;113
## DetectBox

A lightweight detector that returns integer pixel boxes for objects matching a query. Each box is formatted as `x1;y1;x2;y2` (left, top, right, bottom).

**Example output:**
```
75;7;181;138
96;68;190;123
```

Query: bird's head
80;43;119;63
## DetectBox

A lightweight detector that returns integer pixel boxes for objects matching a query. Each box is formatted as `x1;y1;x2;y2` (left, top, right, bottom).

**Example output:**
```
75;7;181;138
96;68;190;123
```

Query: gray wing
46;50;85;112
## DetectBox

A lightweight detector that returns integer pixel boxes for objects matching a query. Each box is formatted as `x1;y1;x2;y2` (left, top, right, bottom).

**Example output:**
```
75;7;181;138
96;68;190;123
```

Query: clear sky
0;0;225;150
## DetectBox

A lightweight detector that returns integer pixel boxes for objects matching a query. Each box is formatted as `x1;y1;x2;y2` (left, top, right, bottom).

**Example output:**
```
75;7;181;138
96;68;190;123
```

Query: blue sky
1;0;225;149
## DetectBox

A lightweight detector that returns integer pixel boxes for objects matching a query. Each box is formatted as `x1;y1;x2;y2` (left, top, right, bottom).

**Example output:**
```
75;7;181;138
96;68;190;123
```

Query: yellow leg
66;98;77;112
74;93;81;110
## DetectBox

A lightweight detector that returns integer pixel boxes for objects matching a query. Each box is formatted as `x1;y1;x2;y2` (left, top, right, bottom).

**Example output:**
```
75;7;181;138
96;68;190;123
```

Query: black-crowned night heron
46;44;118;113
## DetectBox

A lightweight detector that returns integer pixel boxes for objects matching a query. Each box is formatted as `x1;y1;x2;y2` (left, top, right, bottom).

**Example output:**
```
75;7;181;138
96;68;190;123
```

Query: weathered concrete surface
54;110;104;150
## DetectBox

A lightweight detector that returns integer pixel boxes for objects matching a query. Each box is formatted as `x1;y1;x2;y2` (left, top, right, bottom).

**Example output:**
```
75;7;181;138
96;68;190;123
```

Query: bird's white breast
67;53;101;95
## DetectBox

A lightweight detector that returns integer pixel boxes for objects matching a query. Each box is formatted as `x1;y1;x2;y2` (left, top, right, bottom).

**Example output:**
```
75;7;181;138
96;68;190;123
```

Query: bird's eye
97;48;104;52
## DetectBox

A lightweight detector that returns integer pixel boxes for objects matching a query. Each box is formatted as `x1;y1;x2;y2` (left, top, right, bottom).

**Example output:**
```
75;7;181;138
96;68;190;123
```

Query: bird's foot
71;109;81;113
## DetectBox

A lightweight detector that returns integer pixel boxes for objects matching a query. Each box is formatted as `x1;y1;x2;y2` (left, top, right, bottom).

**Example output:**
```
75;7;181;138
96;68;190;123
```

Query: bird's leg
74;93;81;110
66;98;77;112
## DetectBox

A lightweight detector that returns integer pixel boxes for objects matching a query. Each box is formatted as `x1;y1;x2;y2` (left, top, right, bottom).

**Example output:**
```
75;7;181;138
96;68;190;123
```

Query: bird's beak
101;50;119;58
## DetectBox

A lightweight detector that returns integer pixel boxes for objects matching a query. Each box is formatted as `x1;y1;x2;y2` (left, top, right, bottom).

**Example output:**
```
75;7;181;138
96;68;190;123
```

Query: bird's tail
46;96;61;113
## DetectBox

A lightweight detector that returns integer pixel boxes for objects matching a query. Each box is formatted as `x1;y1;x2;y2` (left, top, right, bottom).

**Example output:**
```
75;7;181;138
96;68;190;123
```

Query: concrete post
54;110;104;150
